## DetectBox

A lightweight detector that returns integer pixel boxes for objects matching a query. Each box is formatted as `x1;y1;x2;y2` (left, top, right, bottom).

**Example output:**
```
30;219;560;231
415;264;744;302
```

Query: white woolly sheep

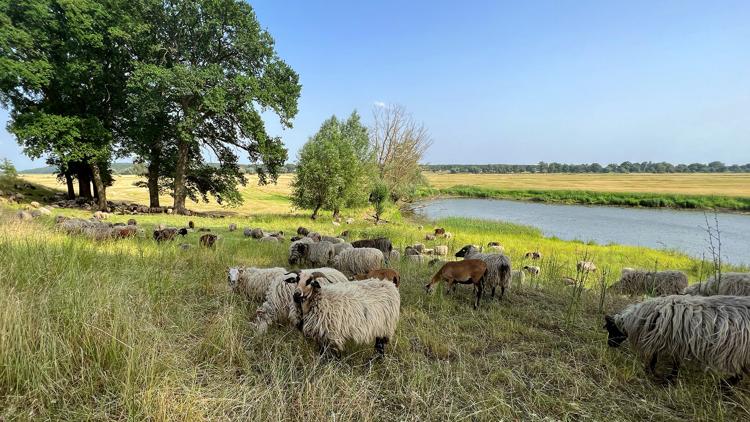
291;275;400;356
259;236;280;243
389;250;401;262
455;245;512;300
333;247;385;276
511;269;525;285
604;295;750;386
228;267;287;300
253;267;348;333
683;272;750;296
610;270;688;296
333;242;353;256
434;245;449;256
577;261;597;273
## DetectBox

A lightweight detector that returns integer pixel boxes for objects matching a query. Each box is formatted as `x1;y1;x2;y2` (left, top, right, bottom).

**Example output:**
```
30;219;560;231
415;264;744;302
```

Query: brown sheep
200;233;218;248
434;228;446;236
353;268;401;287
426;259;488;309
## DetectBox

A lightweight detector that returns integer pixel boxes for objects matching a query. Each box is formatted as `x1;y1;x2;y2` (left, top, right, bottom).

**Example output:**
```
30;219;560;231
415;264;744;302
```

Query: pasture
1;188;749;420
425;172;750;197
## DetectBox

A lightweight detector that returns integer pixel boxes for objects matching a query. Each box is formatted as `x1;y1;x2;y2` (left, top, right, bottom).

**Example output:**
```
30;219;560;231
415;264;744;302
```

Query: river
414;198;750;266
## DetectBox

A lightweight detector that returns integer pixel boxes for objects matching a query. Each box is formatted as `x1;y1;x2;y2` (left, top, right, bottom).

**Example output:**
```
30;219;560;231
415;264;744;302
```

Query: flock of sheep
49;213;750;387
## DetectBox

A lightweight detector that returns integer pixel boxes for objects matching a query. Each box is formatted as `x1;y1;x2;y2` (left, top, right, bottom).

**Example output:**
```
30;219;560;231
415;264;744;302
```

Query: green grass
416;185;750;211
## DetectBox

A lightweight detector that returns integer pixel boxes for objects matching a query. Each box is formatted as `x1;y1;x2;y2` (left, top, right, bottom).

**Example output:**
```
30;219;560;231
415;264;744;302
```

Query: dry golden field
425;172;750;197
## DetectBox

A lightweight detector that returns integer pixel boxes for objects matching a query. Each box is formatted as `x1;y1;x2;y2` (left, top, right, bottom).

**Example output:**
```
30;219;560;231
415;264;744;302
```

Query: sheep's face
455;245;476;258
287;272;321;306
227;267;243;289
604;315;627;347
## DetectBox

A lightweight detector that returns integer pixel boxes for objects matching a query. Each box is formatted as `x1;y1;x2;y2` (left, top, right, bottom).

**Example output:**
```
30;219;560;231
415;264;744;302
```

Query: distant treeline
424;161;750;174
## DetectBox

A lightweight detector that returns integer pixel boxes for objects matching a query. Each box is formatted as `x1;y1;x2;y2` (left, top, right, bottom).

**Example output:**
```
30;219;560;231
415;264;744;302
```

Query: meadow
422;173;750;211
1;175;749;420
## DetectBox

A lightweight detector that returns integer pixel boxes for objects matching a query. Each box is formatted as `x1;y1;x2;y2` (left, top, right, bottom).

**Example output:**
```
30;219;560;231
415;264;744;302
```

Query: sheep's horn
310;271;332;283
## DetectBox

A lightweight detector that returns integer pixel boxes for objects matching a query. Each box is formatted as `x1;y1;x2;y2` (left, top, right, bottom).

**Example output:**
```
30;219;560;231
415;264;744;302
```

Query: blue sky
1;0;749;169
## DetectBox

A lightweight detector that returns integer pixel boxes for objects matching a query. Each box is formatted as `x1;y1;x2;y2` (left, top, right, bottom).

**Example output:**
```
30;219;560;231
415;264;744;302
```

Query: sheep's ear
310;280;321;289
283;272;299;283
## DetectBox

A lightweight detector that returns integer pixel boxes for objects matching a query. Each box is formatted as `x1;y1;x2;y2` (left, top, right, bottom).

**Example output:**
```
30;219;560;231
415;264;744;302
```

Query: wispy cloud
373;101;386;108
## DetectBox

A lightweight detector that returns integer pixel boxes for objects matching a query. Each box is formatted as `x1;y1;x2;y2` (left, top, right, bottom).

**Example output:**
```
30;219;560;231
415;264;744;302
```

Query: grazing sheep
524;251;542;260
297;226;310;236
443;232;453;239
604;295;750;386
228;223;237;231
333;247;385;276
188;221;195;229
434;228;445;236
197;228;211;232
523;265;540;276
127;218;137;226
112;225;139;239
228;267;287;300
243;228;253;237
249;228;264;239
510;269;525;285
153;228;178;242
610;270;688;296
289;240;335;267
577;261;597;273
412;243;426;254
333;242;353;256
290;274;400;356
200;233;218;247
683;272;750;296
353;268;400;287
253;268;348;333
434;245;449;256
260;236;280;243
267;230;284;239
340;230;350;238
425;233;436;241
422;248;435;255
351;237;393;257
290;235;303;242
561;277;577;286
426;260;488;309
55;215;69;224
306;232;322;242
345;217;354;224
455;245;512;300
405;246;420;256
321;235;343;244
16;210;33;221
389;250;401;262
93;211;108;220
405;255;428;264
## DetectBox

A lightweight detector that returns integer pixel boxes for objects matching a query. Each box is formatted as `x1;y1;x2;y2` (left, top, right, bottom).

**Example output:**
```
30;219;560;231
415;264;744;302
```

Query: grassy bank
416;185;750;211
1;201;748;420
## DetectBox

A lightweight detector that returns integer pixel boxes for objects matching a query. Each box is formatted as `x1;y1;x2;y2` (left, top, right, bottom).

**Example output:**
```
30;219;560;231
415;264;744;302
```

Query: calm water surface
415;198;750;266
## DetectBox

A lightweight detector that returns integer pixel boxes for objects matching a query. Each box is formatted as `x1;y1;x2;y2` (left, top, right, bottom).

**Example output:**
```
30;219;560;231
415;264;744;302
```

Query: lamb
455;245;512;300
289;274;400;356
511;269;526;285
353;268;400;287
228;267;287;300
288;240;335;267
200;233;218;247
333;247;385;276
577;261;597;273
683;272;750;296
522;265;540;276
604;295;750;386
610;270;688;296
424;233;436;241
253;267;348;333
351;237;393;257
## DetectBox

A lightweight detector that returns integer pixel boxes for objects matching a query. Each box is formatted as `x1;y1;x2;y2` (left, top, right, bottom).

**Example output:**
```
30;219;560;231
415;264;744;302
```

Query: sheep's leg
646;354;658;377
491;286;496;298
665;360;680;384
474;280;483;309
375;337;388;355
499;285;505;301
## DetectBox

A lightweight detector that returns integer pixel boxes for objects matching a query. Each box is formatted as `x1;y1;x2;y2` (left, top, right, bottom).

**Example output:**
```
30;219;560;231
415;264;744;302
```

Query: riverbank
415;185;750;212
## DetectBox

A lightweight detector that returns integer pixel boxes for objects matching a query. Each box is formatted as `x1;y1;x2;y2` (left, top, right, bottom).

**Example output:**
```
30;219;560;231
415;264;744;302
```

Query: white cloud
373;101;386;108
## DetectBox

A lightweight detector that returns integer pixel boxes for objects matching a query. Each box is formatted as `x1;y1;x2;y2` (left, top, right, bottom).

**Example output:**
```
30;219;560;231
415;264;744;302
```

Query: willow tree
127;0;300;214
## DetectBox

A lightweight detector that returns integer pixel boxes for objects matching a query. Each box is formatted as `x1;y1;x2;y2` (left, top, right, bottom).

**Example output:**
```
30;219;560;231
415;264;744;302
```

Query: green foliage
0;159;17;178
369;180;389;221
291;112;372;217
416;185;750;211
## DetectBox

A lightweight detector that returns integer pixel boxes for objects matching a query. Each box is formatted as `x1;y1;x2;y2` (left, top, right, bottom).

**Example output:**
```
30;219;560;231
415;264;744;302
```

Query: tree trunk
173;138;190;214
77;164;92;198
311;203;321;220
64;172;75;199
90;163;108;211
147;150;161;208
